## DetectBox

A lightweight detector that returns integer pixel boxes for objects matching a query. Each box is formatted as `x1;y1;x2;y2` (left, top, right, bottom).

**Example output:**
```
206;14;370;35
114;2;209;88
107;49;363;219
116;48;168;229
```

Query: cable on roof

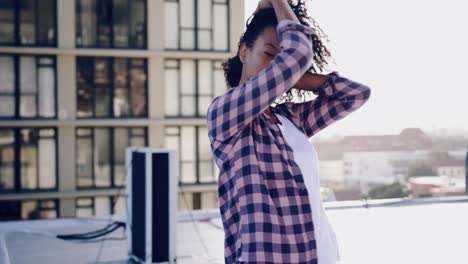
56;221;126;241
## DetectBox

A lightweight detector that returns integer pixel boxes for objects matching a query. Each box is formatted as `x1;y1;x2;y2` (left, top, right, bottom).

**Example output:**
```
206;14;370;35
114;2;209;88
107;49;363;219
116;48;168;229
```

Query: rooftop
1;196;468;264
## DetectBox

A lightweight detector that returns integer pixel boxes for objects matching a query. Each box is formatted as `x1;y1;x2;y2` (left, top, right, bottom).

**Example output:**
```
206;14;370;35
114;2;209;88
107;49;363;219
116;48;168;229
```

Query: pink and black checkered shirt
206;20;371;264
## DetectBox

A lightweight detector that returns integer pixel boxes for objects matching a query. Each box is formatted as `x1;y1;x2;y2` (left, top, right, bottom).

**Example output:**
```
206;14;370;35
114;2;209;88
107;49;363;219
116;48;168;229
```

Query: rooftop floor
1;196;468;264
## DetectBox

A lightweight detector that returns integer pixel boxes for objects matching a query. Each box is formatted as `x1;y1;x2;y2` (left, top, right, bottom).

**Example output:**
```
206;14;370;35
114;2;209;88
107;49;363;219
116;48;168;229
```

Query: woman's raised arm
206;19;314;143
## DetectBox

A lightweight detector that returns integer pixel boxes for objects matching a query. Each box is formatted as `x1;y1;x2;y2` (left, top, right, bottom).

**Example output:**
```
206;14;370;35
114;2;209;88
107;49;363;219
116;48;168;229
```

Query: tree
367;182;409;199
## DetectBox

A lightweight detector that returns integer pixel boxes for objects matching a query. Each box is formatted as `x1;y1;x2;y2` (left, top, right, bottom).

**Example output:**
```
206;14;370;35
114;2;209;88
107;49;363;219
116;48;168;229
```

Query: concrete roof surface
1;197;468;264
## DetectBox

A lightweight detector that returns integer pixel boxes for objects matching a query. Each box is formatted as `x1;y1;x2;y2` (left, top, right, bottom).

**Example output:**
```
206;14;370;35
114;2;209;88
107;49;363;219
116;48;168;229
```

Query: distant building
432;159;465;178
314;128;434;194
340;128;432;152
409;175;465;198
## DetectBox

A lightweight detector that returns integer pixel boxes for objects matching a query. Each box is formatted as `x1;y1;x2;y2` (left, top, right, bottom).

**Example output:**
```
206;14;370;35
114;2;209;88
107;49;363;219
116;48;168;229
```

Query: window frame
164;0;230;51
164;58;224;118
0;127;58;193
164;125;217;185
76;195;124;217
0;54;58;120
75;0;147;49
76;56;148;119
0;0;58;47
75;126;148;190
0;199;59;221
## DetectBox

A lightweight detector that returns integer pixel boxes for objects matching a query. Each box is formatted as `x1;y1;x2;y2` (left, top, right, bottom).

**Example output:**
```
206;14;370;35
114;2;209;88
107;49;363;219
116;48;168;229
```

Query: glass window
0;55;56;119
19;128;57;190
35;129;56;190
76;128;93;187
198;126;213;183
164;59;225;117
94;128;111;187
178;192;194;211
181;127;196;183
0;128;56;192
76;127;147;189
76;196;125;217
76;57;147;118
129;128;146;147
197;0;212;50
22;200;58;220
0;0;15;44
180;60;196;116
113;59;130;117
201;191;218;210
0;200;58;221
38;58;55;117
113;195;126;216
97;0;112;48
76;0;97;47
198;60;213;115
4;199;59;220
76;197;94;217
0;129;15;191
20;129;39;190
179;0;195;50
76;0;146;48
164;60;180;116
129;59;147;116
20;57;37;117
37;0;56;46
164;1;178;49
164;0;229;51
213;60;226;98
0;56;15;117
95;196;111;216
164;126;216;184
114;128;128;186
0;0;57;46
212;0;229;50
77;57;94;118
94;59;111;117
113;0;129;48
178;192;215;210
129;0;145;48
20;0;36;45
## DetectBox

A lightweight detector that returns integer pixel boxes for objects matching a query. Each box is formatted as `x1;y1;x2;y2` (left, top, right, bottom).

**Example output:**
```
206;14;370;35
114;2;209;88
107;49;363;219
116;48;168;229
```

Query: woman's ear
239;43;248;64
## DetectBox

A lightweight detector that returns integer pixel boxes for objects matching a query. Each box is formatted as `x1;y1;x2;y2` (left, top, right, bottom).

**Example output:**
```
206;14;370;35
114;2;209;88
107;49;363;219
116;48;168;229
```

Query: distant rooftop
312;128;436;157
1;196;468;264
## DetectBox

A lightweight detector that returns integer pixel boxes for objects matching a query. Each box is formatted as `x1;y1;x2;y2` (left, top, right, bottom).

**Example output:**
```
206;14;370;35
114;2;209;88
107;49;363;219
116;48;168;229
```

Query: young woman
206;0;371;263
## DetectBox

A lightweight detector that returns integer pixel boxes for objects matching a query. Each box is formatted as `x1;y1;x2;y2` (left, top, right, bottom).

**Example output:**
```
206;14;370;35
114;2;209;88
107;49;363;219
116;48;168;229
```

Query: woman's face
239;26;279;82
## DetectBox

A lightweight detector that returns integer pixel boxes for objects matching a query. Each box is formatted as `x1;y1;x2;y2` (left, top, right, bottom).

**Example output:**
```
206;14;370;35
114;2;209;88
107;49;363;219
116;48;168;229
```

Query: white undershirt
237;113;341;263
274;113;341;263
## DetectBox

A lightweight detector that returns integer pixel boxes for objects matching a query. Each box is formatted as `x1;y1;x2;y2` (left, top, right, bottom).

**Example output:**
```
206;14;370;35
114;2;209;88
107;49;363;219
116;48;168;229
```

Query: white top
274;112;341;263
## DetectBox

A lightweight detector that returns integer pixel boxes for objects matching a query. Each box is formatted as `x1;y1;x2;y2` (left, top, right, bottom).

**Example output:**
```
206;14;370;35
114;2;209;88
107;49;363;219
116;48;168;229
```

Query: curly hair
222;0;333;104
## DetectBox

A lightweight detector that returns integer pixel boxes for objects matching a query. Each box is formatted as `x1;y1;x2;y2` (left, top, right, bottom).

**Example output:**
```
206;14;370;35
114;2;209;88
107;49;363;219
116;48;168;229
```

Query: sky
244;0;468;138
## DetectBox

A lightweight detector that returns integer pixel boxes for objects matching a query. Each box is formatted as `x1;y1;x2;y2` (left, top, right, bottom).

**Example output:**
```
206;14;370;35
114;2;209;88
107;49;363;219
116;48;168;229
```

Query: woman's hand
255;0;273;13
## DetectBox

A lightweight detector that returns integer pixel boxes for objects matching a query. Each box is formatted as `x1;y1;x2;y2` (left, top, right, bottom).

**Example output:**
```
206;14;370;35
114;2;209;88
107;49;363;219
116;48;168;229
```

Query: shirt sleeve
286;71;371;138
206;20;315;143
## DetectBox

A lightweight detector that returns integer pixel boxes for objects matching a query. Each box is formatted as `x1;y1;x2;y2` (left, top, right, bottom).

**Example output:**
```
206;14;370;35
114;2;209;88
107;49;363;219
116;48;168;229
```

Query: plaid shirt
207;20;371;264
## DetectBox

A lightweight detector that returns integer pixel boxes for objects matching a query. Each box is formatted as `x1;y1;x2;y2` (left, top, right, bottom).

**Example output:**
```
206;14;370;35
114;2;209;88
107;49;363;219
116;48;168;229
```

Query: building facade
0;0;244;220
